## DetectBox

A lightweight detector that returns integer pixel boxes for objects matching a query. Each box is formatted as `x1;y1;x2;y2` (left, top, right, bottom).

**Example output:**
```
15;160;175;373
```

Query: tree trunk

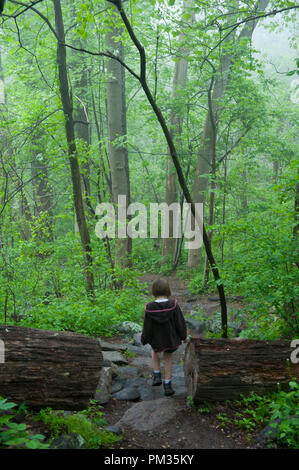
72;42;92;215
188;0;270;268
0;325;103;410
184;338;299;402
162;0;193;260
202;78;217;287
187;43;232;268
31;138;53;242
220;156;228;266
19;189;33;241
53;0;94;295
106;5;131;267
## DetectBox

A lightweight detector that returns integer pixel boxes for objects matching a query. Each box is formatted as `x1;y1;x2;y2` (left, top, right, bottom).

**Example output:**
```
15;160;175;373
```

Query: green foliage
0;398;49;449
266;381;299;448
38;404;120;449
0;230;146;335
123;349;136;360
220;206;298;336
286;57;299;76
132;239;173;274
16;285;145;337
190;157;299;338
218;382;299;448
216;413;233;426
196;402;217;414
186;395;195;411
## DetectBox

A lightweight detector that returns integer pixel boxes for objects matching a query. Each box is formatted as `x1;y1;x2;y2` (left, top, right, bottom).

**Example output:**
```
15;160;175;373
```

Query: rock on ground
51;433;85;449
112;386;141;401
99;340;127;352
131;356;153;369
114;322;142;337
124;343;152;356
117;398;181;431
94;367;113;405
102;350;128;366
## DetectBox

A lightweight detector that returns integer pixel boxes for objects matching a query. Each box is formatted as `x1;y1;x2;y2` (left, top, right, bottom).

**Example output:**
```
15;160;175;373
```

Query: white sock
164;379;171;384
154;370;160;374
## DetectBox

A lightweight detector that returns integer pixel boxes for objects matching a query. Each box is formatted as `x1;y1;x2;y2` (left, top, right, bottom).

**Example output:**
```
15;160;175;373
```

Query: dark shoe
152;372;162;386
163;381;175;396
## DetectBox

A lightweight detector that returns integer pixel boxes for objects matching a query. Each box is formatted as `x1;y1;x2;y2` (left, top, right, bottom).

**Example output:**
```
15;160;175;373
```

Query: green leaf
7;422;27;431
0;399;17;410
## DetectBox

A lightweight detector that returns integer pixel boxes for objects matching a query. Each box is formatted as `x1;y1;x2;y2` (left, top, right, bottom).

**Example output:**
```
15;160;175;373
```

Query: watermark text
0;339;4;364
290;339;299;364
95;196;203;249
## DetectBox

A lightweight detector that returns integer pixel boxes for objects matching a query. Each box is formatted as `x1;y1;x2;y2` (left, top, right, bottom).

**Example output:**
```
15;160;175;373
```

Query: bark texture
184;338;299;402
0;325;103;410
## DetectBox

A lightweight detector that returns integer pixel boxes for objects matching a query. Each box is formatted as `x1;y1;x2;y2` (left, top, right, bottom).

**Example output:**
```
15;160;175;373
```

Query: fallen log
184;338;299;403
0;325;103;410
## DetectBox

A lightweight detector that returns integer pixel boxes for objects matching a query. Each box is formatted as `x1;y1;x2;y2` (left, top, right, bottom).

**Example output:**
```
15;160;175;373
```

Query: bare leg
163;352;173;381
151;350;160;371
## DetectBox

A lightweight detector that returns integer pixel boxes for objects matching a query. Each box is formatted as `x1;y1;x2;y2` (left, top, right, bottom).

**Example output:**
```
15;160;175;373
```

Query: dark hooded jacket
141;299;187;352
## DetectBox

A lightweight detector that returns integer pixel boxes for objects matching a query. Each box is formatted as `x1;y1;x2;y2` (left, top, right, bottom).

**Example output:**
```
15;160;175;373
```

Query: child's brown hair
151;279;171;298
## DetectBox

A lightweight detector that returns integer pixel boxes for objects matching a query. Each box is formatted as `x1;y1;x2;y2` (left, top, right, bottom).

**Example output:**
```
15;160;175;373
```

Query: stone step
98;340;127;352
102;350;128;366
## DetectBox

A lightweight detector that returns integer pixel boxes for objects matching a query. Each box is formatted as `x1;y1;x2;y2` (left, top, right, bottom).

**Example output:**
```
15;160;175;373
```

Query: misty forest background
0;0;298;341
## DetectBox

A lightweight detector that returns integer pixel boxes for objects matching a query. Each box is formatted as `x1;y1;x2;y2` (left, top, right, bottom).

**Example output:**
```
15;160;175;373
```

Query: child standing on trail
141;279;187;397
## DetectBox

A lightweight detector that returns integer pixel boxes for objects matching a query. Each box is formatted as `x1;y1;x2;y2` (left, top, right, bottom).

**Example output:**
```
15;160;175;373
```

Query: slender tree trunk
240;168;248;213
273;159;279;184
106;5;131;267
220;156;228;266
31;138;53;241
202;134;216;287
202;67;217;287
72;47;92;214
53;0;94;296
18;189;32;241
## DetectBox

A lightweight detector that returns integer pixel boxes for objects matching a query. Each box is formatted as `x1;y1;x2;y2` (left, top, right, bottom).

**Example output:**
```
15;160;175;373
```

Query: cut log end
184;338;299;403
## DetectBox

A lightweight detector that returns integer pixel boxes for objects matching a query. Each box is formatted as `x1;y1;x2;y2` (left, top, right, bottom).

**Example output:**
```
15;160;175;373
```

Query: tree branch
60;43;141;82
7;0;58;38
221;5;299;32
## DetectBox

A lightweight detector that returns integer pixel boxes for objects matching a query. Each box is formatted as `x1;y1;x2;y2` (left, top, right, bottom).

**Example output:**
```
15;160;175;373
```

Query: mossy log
184;338;299;403
0;325;103;410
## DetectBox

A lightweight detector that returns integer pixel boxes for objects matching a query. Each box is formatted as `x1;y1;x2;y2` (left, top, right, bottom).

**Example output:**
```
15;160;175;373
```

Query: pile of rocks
94;321;187;406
